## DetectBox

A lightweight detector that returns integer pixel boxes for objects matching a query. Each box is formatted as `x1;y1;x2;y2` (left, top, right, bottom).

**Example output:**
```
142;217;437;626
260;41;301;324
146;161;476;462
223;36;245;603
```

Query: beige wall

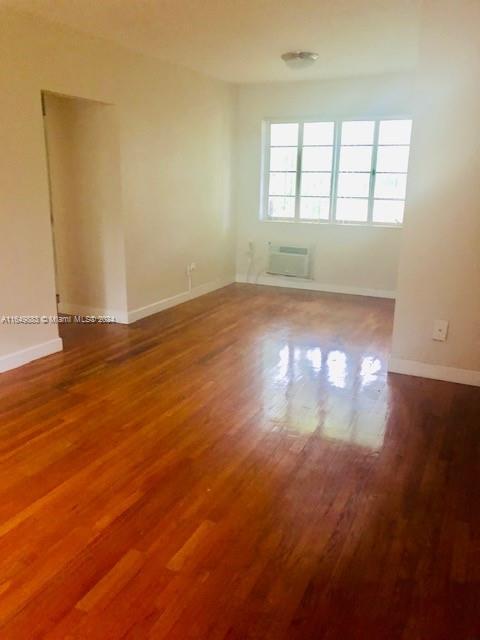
390;0;480;378
122;63;235;310
44;94;127;317
234;73;415;294
0;9;235;364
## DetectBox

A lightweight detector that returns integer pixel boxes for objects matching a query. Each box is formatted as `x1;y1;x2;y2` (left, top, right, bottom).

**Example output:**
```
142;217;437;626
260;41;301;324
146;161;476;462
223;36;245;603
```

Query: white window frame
260;116;412;227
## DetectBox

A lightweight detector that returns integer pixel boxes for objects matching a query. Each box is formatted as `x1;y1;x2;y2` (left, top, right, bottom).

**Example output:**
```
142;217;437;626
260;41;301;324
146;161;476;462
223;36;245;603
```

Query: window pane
379;119;412;145
300;197;330;220
341;121;375;145
270;147;297;171
337;172;371;197
339;146;372;172
269;172;296;196
373;199;405;224
302;146;333;171
336;198;368;222
374;173;407;199
303;122;334;146
268;196;295;218
301;172;331;196
270;123;298;146
376;146;410;173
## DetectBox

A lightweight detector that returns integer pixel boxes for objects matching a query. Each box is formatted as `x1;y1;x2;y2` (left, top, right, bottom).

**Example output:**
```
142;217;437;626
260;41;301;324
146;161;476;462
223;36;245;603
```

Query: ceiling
4;0;422;83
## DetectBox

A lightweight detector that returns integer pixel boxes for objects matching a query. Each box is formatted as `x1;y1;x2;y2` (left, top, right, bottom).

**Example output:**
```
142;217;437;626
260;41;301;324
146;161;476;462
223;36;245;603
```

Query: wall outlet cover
433;319;449;341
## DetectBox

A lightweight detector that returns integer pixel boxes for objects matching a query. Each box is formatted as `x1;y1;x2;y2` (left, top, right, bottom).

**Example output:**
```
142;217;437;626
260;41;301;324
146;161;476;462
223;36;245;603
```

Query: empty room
0;1;479;638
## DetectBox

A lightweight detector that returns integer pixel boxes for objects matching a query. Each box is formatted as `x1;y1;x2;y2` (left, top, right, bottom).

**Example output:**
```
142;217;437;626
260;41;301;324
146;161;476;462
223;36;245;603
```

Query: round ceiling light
281;51;319;69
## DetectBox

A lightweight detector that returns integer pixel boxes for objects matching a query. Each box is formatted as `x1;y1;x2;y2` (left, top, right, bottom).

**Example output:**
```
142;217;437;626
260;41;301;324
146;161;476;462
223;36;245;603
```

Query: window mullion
368;120;380;224
294;123;304;221
263;121;271;219
331;120;341;223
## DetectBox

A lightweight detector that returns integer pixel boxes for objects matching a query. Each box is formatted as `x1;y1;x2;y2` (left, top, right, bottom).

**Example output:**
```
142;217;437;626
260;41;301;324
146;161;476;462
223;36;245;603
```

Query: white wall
44;94;127;319
389;0;480;384
234;73;415;296
0;9;235;369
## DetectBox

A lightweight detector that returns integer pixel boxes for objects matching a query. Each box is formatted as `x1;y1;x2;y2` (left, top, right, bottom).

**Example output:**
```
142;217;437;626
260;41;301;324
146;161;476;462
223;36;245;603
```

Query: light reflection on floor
262;339;388;449
326;350;347;389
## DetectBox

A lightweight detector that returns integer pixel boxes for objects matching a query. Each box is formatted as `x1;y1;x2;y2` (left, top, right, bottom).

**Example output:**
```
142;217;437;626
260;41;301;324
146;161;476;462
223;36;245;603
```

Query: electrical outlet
433;319;449;341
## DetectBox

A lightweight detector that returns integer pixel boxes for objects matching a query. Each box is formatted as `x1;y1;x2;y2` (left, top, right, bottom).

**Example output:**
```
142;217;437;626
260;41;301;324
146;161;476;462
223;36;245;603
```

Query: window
262;118;412;225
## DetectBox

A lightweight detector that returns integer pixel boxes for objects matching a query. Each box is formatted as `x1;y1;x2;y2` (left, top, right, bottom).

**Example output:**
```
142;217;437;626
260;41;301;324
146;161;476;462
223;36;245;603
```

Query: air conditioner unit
267;243;311;278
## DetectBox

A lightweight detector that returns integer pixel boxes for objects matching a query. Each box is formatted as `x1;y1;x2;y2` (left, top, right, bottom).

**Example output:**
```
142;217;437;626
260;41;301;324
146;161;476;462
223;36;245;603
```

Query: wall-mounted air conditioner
267;243;311;278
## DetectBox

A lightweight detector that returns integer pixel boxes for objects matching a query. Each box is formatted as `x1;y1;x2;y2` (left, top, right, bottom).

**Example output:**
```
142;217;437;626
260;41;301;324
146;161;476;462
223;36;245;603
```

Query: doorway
42;92;127;333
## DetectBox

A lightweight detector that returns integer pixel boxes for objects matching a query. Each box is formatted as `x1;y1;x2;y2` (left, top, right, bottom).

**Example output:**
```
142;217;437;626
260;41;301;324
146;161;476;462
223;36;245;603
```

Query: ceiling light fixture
281;51;319;69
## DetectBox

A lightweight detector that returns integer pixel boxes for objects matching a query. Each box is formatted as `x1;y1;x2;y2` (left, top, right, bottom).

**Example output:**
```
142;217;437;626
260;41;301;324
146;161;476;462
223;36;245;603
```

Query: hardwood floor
0;283;478;639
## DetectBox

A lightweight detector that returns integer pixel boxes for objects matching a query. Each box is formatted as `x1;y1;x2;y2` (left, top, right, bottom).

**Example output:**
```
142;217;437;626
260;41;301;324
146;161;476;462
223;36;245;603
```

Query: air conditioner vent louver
278;246;308;255
267;243;311;278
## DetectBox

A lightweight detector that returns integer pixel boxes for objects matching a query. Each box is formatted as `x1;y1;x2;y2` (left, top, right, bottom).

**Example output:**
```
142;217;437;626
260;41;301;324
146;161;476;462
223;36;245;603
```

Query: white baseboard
128;278;234;324
0;337;63;374
388;357;480;387
57;302;129;324
235;273;396;300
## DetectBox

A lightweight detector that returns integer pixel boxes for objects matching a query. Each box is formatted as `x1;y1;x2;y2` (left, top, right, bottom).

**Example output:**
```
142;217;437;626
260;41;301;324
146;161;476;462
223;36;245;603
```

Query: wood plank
76;548;144;612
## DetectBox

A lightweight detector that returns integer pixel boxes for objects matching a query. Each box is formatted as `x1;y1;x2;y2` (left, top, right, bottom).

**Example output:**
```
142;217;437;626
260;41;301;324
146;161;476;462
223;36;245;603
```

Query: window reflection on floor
326;350;347;389
360;356;382;387
262;339;388;449
306;347;322;372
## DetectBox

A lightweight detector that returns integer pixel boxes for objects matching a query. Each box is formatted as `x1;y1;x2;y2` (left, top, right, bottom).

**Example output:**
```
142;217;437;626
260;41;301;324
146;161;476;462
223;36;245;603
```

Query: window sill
260;218;403;229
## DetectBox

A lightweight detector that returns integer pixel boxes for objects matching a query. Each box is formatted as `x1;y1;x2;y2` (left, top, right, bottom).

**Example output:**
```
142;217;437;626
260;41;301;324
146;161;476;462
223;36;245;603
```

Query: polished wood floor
0;284;479;639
